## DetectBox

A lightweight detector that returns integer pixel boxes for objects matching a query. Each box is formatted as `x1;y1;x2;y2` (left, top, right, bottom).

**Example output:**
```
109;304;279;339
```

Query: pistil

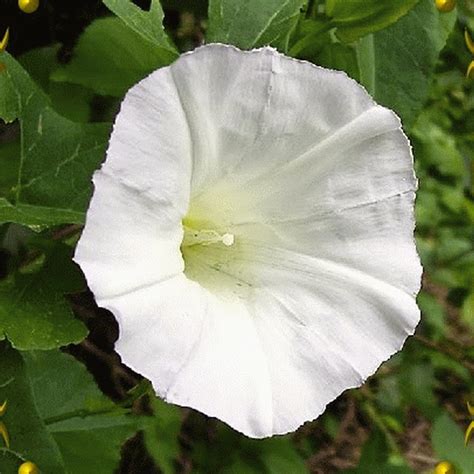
182;225;234;248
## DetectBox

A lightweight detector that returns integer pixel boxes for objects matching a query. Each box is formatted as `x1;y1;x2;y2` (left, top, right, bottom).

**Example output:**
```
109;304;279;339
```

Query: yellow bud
465;30;474;55
0;29;9;53
466;61;474;79
467;401;474;417
465;420;474;445
18;0;39;14
0;400;7;416
18;462;40;474
0;421;10;448
435;0;456;12
434;461;456;474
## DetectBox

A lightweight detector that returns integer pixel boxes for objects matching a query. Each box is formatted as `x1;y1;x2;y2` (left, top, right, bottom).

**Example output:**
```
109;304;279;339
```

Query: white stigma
221;233;234;246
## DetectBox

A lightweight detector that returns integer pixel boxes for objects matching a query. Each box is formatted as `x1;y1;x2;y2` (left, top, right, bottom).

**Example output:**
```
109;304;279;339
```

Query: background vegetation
0;0;473;472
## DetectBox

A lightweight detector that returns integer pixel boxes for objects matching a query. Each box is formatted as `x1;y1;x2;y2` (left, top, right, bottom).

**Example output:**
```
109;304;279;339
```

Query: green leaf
436;229;471;263
48;417;137;474
399;363;438;420
143;397;182;474
0;342;65;473
25;350;139;474
256;437;309;474
288;19;333;59
192;425;308;474
376;376;403;415
432;413;474;474
345;430;415;474
461;292;474;331
0;141;20;200
354;430;388;469
412;111;465;179
53;16;176;98
207;0;306;50
0;53;110;228
428;351;471;382
417;291;446;340
321;412;341;439
19;45;93;122
318;42;360;81
24;351;116;421
0;65;19;123
358;0;456;129
103;0;178;57
0;243;87;350
326;0;420;43
355;34;375;93
0;198;85;227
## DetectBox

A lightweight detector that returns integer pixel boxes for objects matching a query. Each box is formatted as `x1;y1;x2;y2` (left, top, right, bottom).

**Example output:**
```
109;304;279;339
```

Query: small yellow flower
434;461;456;474
0;422;9;448
465;401;474;446
18;0;39;14
435;0;456;12
465;30;474;79
18;462;39;474
0;28;8;73
0;400;9;448
0;28;9;52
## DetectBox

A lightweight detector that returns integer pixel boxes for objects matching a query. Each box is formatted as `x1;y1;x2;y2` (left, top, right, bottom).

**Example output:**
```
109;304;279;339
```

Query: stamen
182;225;235;248
221;233;234;246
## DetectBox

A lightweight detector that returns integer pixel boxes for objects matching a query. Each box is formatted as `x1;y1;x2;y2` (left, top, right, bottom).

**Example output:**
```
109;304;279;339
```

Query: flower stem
43;406;129;426
289;21;335;57
0;446;27;461
354;388;401;456
361;398;401;455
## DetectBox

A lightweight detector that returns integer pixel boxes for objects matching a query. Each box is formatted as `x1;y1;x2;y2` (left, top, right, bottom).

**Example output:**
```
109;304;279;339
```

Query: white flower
74;44;422;438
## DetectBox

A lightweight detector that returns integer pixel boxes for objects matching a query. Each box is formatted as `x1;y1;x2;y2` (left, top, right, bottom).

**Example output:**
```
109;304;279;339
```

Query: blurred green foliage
0;0;473;473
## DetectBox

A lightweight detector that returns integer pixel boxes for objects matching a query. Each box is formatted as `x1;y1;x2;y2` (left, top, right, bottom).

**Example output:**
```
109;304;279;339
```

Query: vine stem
414;334;474;375
354;388;401;456
19;224;83;269
43;405;130;426
51;224;83;241
0;446;27;461
361;399;401;455
288;21;335;57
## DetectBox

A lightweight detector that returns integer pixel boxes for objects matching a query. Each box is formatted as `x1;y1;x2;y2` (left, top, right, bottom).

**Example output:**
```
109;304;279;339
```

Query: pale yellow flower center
179;215;256;296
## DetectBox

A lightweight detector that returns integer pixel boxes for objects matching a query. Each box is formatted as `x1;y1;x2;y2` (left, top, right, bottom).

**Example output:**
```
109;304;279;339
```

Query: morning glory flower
74;44;422;438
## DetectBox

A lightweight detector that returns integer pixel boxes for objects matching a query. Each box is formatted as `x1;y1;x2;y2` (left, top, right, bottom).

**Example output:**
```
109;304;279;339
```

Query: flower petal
103;239;419;438
74;66;193;298
181;46;419;295
101;276;275;437
169;45;375;198
247;243;419;435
